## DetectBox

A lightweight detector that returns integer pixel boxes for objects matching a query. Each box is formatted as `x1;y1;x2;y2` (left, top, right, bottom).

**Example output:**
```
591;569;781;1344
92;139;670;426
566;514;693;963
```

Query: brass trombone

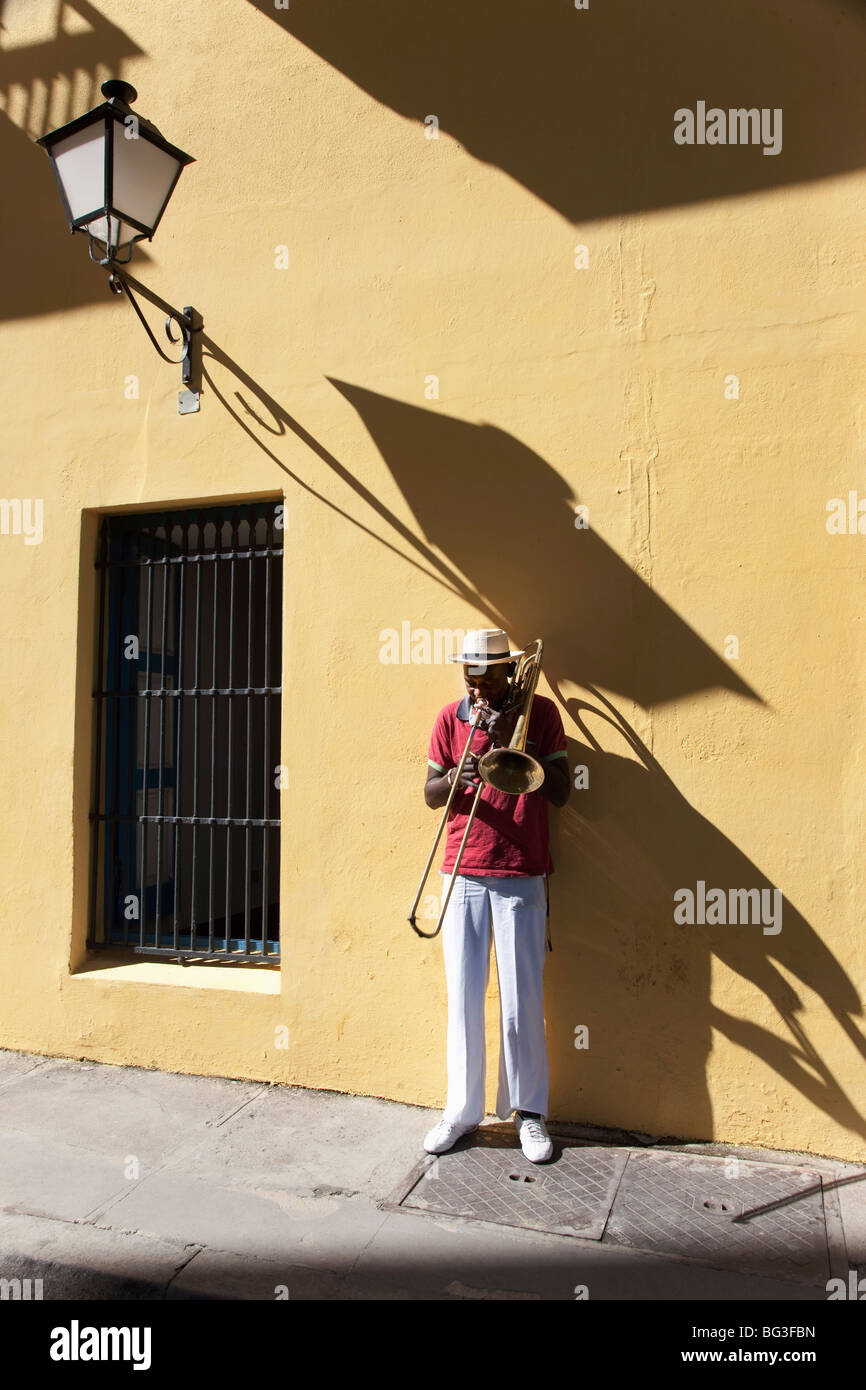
408;639;545;938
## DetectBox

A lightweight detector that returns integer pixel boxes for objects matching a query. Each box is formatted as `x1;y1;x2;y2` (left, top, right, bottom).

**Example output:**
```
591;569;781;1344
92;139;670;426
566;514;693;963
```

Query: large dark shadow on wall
248;0;866;222
328;380;754;710
551;691;866;1144
324;378;866;1146
0;0;145;321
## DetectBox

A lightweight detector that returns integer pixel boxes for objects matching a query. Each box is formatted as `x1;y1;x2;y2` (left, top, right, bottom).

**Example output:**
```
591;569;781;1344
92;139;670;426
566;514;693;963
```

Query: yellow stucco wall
1;0;865;1160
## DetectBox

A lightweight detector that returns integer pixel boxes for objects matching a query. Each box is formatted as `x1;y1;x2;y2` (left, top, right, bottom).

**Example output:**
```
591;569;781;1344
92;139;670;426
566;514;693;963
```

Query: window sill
70;950;281;993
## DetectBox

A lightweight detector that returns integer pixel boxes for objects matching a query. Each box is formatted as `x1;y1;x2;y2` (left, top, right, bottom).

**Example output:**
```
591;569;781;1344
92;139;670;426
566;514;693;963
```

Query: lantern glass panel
51;123;106;222
111;123;183;235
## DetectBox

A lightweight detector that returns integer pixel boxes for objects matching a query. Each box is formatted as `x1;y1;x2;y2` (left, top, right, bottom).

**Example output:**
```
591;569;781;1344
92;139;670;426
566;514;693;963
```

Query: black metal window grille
89;501;283;962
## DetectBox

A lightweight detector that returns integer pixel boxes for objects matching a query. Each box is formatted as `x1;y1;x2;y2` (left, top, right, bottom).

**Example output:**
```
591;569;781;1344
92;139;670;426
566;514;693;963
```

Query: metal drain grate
603;1150;832;1283
383;1130;847;1286
384;1127;628;1238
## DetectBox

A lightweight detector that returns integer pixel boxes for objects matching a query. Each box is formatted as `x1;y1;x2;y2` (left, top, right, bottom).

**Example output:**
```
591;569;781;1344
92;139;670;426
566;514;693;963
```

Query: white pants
439;872;549;1125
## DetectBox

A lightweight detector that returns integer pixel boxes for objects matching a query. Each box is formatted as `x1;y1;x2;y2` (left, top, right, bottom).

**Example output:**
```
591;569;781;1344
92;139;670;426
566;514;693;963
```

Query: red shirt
427;693;568;876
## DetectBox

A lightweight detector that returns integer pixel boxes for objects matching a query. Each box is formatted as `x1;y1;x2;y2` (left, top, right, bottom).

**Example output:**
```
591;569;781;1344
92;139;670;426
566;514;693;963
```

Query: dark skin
424;660;571;809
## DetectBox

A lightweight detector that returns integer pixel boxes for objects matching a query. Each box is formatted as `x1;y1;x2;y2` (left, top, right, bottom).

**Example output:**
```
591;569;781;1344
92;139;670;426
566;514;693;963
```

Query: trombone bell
478;747;545;795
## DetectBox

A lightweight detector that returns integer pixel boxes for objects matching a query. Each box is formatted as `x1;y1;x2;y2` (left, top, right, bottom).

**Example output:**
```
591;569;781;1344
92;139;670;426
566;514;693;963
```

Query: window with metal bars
89;501;283;962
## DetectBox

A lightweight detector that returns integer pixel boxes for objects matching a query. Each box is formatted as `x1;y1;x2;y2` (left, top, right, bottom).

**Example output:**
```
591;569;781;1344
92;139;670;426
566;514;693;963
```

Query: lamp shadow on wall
199;338;866;1147
248;0;866;223
0;0;145;321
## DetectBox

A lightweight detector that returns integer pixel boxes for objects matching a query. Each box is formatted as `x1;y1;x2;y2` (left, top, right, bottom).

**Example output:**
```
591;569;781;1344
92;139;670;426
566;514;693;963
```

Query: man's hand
476;705;517;748
453;754;481;789
424;758;480;809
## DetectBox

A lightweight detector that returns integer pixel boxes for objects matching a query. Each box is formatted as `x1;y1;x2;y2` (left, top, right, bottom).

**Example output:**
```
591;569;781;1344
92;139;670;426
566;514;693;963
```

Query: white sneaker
515;1112;553;1162
423;1118;478;1154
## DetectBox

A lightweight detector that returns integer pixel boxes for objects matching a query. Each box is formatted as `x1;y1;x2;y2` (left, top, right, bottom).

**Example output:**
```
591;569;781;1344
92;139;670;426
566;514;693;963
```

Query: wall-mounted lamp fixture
37;80;203;414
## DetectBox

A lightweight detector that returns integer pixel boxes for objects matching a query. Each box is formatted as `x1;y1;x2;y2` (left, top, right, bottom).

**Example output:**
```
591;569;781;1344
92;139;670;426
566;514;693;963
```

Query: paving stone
93;1173;389;1273
0;1131;133;1223
0;1209;191;1300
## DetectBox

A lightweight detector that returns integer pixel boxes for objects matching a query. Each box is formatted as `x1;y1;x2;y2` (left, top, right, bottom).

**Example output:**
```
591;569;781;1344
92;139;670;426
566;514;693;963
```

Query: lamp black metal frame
36;79;194;267
37;79;202;409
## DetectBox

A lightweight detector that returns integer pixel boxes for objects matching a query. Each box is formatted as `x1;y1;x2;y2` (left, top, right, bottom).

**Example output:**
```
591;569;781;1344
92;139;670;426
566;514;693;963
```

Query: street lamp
36;79;194;266
36;79;203;413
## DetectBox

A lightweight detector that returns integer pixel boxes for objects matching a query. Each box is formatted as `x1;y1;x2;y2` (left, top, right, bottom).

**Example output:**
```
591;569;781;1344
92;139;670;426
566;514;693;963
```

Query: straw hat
447;628;524;665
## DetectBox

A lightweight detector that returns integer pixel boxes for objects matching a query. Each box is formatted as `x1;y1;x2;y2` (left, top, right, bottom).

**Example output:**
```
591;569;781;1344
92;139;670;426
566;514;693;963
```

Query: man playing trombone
421;629;570;1162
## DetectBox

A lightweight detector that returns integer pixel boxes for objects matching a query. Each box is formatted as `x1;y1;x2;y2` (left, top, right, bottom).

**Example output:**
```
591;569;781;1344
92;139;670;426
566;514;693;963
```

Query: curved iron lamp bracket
107;267;203;413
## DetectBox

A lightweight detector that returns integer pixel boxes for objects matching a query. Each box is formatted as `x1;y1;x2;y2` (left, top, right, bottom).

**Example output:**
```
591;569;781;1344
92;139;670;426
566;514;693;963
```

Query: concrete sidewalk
1;1048;864;1301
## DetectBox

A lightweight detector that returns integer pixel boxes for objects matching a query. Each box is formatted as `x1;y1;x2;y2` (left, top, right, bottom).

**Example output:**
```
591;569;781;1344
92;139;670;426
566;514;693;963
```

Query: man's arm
538;755;570;808
534;699;571;808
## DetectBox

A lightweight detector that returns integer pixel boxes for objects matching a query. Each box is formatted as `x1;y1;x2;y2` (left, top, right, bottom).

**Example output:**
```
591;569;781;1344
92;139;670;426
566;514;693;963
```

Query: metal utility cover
603;1150;833;1283
385;1128;628;1238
